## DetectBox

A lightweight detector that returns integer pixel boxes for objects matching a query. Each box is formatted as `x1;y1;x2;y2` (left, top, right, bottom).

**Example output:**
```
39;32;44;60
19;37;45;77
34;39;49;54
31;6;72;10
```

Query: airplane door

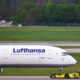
39;56;45;64
47;50;53;59
3;49;8;59
2;49;9;64
0;51;3;64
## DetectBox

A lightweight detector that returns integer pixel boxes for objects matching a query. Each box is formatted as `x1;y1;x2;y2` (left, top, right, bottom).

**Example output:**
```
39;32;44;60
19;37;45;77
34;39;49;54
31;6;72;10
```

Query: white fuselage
0;45;77;68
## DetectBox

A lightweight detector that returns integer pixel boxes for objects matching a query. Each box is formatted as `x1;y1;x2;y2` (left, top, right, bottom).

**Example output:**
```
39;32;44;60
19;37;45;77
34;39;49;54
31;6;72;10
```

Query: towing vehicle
50;72;80;79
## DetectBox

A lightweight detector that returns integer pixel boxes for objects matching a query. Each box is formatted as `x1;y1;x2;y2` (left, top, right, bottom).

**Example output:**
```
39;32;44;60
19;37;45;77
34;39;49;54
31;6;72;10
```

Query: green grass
0;53;80;76
0;26;80;41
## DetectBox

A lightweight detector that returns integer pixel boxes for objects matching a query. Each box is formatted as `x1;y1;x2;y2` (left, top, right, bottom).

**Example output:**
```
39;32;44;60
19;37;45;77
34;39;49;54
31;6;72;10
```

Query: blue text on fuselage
13;48;45;53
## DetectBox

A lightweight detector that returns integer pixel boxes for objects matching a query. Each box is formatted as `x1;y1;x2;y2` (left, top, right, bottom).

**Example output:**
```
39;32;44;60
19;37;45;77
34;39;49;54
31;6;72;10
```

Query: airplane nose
71;58;77;64
69;56;77;65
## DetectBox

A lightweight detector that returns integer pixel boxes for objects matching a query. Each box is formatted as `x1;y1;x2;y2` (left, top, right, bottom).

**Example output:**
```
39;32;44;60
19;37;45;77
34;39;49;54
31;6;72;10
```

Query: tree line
1;1;80;25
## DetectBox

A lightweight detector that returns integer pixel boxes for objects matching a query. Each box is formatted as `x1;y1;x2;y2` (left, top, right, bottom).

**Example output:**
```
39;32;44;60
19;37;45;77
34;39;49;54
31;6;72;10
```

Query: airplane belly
0;55;69;68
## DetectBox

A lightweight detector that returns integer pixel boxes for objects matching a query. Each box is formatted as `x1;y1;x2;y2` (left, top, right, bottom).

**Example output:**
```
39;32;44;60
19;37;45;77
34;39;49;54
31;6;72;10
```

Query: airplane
0;45;77;75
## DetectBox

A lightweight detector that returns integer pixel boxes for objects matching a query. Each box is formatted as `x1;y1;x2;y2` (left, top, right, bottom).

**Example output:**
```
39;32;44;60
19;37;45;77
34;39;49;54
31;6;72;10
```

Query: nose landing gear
58;67;63;74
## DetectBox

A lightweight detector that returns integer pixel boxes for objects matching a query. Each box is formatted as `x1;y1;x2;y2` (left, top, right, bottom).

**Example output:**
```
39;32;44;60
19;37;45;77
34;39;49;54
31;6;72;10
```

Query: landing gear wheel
0;68;3;72
65;74;69;79
50;74;55;79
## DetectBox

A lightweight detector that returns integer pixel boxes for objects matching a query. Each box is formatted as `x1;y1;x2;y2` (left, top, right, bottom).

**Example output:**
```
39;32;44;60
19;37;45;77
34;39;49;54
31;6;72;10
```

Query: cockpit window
62;52;69;56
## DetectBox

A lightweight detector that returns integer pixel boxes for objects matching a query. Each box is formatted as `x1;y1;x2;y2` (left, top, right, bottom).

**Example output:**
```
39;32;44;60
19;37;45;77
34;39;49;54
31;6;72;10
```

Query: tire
65;74;69;79
50;74;55;79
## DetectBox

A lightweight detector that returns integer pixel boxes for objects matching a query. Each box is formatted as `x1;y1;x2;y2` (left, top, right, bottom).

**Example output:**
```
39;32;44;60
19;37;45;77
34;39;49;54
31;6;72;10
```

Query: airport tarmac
0;76;80;80
0;41;80;46
0;42;80;53
66;49;80;53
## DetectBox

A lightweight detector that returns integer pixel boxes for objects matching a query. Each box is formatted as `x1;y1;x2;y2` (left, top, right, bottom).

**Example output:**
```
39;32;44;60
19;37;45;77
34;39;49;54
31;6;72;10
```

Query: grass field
0;53;80;76
0;26;80;41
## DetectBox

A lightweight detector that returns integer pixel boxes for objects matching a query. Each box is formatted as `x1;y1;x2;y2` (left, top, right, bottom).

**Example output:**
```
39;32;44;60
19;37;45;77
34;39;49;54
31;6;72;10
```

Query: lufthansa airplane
0;45;77;72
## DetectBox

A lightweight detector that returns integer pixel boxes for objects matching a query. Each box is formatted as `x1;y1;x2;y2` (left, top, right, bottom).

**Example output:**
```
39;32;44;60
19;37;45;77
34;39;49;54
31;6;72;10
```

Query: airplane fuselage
0;45;77;68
